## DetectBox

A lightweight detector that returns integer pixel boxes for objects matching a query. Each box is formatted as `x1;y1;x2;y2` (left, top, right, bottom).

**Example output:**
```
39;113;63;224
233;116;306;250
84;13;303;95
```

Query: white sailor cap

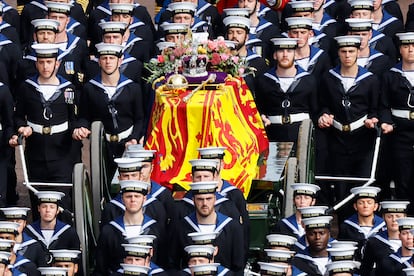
380;200;410;213
286;17;313;30
330;240;358;248
38;267;68;276
289;1;314;12
266;234;297;248
346;18;373;31
404;268;414;276
184;245;215;259
349;0;373;10
190;159;219;172
119;180;149;195
397;217;414;230
95;42;124;57
115;158;144;173
198;147;227;159
291;183;320;197
396;32;414;45
109;3;134;14
157;41;176;51
298;206;328;218
120;264;150;276
0;221;19;235
190;263;220;276
223;16;250;31
264;249;295;263
258;262;289;275
45;1;72;14
126;235;157;246
31;19;60;32
161;22;189;35
0;251;10;264
35;191;65;204
302;215;333;229
125;147;156;162
350;186;380;199
271;38;298;50
168;2;197;16
32;43;60;58
189;181;218;195
99;21;128;34
224;40;237;49
223;8;250;17
50;249;81;263
335;35;362;48
0;207;30;220
0;239;13;251
327;246;357;261
188;231;219;245
325;260;360;275
121;244;151;258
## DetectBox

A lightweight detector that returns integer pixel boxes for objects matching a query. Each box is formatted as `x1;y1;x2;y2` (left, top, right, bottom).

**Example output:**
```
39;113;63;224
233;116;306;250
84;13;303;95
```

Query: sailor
24;191;81;268
19;0;86;49
0;207;44;267
0;2;19;45
291;215;333;275
84;21;144;84
0;251;12;275
236;0;280;63
50;249;81;276
258;262;289;276
338;186;385;261
168;181;245;274
113;244;168;275
17;19;60;84
173;159;241;223
380;32;414;216
254;37;318;143
376;217;414;276
197;146;249;260
273;183;320;240
155;0;221;37
361;200;410;275
0;222;39;275
160;22;188;44
180;244;233;275
325;260;361;276
125;147;175;222
45;1;88;90
349;0;397;63
167;2;211;37
223;14;268;94
317;35;381;217
108;3;154;61
346;18;391;76
73;43;145;177
94;180;161;275
9;43;77;222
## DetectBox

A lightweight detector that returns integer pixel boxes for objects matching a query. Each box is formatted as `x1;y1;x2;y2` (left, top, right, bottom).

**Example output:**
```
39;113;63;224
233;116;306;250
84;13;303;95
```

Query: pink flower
157;55;165;63
231;56;239;64
220;53;229;61
173;47;185;57
208;40;218;51
238;67;245;75
210;52;221;65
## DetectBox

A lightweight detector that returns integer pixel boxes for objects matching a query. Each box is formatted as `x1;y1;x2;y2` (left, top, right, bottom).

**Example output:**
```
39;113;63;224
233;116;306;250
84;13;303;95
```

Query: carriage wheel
296;119;314;183
73;163;97;274
90;121;108;236
283;157;297;217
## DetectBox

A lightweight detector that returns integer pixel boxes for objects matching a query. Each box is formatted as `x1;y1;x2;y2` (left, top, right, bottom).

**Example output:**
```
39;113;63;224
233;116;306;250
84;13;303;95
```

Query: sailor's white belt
0;123;2;131
268;113;310;124
105;126;133;143
333;115;367;132
27;121;68;135
391;109;414;120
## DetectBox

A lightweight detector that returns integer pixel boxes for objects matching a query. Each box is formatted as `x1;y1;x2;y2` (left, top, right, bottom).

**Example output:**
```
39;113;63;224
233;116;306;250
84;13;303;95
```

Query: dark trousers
392;146;414;215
